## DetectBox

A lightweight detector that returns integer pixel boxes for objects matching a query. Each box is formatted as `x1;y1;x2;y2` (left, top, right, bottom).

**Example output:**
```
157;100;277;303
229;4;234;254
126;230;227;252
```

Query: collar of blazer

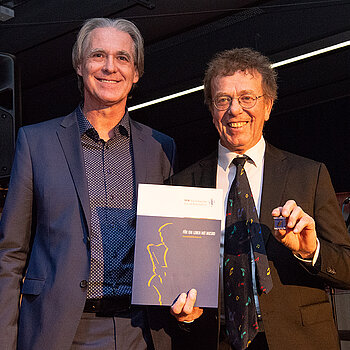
260;143;289;244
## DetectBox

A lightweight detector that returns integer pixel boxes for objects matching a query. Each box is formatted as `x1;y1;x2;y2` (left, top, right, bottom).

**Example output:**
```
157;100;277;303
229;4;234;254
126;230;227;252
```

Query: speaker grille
0;108;14;178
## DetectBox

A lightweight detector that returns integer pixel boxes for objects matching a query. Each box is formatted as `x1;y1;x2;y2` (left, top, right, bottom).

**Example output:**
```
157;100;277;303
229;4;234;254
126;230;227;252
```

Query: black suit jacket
168;143;350;350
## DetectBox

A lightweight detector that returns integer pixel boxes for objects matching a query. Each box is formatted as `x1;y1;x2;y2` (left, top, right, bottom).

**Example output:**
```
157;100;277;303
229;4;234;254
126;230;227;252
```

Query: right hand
170;289;203;322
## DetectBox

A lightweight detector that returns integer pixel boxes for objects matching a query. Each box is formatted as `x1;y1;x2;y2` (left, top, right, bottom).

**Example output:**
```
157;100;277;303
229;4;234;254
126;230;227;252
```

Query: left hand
271;200;317;259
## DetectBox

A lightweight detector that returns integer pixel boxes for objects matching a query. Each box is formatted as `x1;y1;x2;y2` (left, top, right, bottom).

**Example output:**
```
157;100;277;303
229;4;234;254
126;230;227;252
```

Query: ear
133;69;139;84
209;108;214;118
210;109;216;125
208;102;215;117
76;64;83;77
264;97;274;121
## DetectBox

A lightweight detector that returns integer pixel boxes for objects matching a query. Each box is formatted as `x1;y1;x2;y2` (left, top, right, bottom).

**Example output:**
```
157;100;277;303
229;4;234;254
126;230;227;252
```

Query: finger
272;200;298;218
287;206;304;229
273;228;287;240
271;206;283;217
177;307;204;323
194;307;204;319
293;214;314;234
170;293;187;315
281;200;297;218
182;289;197;314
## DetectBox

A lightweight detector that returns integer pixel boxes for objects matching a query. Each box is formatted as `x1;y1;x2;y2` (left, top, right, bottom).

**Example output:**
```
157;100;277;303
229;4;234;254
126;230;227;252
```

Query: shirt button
80;280;88;288
107;168;111;174
326;267;336;275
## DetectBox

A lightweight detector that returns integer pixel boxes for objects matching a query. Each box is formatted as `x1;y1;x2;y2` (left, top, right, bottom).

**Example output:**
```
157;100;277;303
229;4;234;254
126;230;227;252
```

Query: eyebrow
117;50;132;61
87;48;132;61
215;89;259;97
87;48;104;55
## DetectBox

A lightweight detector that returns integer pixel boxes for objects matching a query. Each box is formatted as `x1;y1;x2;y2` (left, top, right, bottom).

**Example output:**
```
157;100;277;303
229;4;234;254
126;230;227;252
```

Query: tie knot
232;156;248;168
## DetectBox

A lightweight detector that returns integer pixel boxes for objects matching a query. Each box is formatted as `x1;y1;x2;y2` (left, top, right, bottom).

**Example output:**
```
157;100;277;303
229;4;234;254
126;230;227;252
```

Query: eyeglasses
212;94;264;111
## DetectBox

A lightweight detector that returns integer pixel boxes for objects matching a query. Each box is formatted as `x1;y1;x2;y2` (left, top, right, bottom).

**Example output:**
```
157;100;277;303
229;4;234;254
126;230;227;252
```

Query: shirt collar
76;104;131;139
218;137;266;171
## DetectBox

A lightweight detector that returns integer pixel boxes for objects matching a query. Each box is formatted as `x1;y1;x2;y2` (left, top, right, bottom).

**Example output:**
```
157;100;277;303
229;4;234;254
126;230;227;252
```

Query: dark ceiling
0;0;350;191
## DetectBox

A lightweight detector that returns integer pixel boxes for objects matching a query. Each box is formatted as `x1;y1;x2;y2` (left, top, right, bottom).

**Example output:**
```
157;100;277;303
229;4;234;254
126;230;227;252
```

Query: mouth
227;121;249;128
96;78;119;84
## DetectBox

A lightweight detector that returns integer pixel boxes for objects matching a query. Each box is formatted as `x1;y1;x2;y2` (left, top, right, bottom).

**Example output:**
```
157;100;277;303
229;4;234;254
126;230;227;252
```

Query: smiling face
210;70;273;154
77;27;139;110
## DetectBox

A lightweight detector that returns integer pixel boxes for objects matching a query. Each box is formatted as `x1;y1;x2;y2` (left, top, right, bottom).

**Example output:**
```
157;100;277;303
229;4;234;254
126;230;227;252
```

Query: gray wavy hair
72;18;144;95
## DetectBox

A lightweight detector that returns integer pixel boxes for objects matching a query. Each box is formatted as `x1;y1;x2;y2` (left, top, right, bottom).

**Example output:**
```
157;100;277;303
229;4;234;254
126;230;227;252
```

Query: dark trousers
71;307;153;350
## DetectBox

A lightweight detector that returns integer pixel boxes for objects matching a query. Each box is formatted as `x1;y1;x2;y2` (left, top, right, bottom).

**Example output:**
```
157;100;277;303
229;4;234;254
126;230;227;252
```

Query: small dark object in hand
274;216;286;230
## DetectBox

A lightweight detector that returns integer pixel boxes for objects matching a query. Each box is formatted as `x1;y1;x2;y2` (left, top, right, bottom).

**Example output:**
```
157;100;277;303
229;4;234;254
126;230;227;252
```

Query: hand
271;200;317;259
170;289;203;322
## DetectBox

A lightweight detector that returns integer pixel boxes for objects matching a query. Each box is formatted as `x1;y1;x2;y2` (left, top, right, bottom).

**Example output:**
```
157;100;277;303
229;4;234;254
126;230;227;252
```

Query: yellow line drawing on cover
147;222;172;305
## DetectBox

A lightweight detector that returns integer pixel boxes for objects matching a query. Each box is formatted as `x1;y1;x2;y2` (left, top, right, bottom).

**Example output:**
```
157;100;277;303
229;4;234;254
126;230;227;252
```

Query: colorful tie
224;156;272;349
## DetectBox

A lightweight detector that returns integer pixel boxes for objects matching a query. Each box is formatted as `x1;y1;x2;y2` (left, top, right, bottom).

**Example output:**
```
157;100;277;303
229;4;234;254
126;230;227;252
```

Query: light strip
271;40;350;68
129;39;350;111
129;85;204;111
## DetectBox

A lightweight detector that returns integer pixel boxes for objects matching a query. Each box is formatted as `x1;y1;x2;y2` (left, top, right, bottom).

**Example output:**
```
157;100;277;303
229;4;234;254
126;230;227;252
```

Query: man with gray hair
0;18;176;349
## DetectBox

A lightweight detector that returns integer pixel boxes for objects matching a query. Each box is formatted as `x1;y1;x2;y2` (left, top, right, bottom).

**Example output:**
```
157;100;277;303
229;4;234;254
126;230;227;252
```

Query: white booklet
132;184;223;308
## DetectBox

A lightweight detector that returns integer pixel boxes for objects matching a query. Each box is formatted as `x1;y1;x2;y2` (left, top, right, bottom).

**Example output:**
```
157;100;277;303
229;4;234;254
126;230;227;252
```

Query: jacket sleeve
0;127;34;349
308;163;350;289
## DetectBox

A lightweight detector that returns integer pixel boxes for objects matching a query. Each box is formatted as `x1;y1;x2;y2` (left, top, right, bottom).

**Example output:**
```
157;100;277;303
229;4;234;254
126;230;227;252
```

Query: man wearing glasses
170;48;350;350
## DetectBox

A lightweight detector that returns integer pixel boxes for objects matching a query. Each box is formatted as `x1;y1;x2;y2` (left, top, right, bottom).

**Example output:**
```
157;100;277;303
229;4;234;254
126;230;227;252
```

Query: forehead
85;27;134;55
211;69;263;94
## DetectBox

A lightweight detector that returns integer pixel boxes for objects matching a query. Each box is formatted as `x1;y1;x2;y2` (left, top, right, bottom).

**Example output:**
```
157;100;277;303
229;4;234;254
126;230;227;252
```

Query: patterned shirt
76;105;136;298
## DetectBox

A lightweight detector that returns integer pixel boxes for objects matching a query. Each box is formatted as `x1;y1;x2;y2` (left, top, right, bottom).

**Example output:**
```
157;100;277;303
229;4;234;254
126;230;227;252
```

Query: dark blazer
168;143;350;350
0;110;176;350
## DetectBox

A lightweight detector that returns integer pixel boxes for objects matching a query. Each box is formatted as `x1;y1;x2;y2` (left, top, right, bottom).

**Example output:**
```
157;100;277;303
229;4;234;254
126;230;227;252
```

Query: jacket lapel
194;151;218;188
56;111;91;232
260;143;288;244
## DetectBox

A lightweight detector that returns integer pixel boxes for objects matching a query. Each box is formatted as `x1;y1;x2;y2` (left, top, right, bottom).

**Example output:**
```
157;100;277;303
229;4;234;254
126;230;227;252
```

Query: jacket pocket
21;277;45;295
300;301;332;326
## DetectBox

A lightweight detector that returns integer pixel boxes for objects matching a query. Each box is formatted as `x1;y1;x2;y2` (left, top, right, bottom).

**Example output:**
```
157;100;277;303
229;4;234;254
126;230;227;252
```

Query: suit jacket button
80;280;88;288
326;267;336;275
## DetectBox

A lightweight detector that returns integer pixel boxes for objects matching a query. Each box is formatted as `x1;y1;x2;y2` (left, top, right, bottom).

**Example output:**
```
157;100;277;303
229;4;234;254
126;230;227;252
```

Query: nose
228;97;243;115
103;55;117;73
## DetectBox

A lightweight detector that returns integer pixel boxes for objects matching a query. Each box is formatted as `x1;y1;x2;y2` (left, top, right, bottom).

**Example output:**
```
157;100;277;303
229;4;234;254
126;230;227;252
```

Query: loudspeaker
0;108;14;178
0;53;19;179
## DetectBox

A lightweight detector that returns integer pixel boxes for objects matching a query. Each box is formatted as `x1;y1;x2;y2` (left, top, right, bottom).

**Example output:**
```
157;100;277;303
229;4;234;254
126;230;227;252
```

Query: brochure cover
132;184;222;308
